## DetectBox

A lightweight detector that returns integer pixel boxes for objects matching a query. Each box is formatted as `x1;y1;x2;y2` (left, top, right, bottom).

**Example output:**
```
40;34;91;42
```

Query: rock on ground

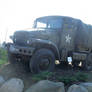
0;76;5;87
25;80;65;92
67;84;88;92
80;83;92;92
0;78;24;92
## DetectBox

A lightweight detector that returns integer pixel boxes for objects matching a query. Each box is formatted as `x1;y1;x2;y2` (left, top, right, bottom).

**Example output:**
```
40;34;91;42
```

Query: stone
67;84;88;92
0;76;5;87
80;82;92;92
25;80;65;92
0;78;24;92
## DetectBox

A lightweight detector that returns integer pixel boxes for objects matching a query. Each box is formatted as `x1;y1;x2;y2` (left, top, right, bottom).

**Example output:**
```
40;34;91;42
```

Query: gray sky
0;0;92;43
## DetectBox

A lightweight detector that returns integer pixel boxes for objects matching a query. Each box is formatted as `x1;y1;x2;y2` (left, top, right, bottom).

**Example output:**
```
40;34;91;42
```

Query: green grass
57;72;88;85
0;48;8;66
32;72;54;81
58;76;78;85
75;72;88;81
32;71;88;85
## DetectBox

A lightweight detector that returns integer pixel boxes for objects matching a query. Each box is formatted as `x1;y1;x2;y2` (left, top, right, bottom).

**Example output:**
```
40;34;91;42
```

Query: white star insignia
65;34;71;43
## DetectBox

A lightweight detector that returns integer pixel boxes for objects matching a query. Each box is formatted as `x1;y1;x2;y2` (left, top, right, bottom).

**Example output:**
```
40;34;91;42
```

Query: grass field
0;48;8;66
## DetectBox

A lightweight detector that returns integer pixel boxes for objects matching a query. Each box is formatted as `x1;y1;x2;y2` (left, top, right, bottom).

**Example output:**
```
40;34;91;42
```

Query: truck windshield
34;19;62;29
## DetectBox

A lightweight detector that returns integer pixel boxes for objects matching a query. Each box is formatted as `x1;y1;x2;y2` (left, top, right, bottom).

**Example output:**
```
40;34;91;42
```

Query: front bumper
8;44;35;55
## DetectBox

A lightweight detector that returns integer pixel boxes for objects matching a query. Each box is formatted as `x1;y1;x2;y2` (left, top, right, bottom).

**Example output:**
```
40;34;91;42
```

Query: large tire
30;49;55;73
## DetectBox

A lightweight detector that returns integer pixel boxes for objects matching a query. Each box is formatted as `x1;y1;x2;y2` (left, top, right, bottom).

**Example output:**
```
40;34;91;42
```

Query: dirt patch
0;63;35;91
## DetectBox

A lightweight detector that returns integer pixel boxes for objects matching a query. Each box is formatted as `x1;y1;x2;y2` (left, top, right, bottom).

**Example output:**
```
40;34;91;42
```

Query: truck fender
30;39;60;60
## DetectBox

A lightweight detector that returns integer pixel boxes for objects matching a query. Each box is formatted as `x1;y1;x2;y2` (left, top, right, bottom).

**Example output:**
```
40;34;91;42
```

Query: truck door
59;18;77;60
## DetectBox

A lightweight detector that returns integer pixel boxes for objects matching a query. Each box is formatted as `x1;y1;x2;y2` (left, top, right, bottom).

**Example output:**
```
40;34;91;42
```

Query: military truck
7;16;92;73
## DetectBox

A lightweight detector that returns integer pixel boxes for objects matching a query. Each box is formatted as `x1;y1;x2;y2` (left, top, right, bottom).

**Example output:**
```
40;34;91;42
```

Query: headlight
10;45;18;52
10;35;13;40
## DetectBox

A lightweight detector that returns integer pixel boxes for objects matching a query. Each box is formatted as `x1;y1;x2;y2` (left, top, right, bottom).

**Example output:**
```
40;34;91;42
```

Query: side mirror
10;36;13;40
33;20;36;28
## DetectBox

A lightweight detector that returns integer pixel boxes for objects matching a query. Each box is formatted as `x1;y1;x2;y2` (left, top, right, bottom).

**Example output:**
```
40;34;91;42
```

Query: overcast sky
0;0;92;43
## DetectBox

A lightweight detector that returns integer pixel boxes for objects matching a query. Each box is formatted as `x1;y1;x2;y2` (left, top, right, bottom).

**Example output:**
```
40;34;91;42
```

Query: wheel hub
39;58;50;70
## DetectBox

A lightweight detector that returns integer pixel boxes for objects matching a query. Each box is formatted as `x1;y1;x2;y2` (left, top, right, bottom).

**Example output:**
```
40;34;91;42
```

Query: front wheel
29;49;55;73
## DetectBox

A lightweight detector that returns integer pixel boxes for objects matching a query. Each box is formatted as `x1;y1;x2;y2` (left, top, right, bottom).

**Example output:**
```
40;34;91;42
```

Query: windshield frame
33;18;62;29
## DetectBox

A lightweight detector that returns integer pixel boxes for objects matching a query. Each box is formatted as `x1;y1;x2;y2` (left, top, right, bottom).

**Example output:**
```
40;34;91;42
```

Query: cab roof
36;16;75;21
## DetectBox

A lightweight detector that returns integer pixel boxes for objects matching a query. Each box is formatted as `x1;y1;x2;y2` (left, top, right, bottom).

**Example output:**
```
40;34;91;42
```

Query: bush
32;72;54;81
58;72;88;85
75;72;88;81
32;71;88;85
0;48;8;66
58;76;78;85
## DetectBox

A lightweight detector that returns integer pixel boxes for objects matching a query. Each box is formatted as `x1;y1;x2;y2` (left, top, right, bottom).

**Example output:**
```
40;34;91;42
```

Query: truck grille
13;31;29;46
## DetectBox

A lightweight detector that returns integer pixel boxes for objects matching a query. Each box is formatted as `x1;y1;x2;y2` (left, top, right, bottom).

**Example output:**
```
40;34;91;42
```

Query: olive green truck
6;16;92;73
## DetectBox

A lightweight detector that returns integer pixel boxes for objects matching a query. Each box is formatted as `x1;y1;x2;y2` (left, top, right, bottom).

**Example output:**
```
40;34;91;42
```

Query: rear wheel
29;49;55;73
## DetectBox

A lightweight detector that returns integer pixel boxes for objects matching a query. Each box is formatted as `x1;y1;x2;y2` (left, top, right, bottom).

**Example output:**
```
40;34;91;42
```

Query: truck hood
13;28;56;46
